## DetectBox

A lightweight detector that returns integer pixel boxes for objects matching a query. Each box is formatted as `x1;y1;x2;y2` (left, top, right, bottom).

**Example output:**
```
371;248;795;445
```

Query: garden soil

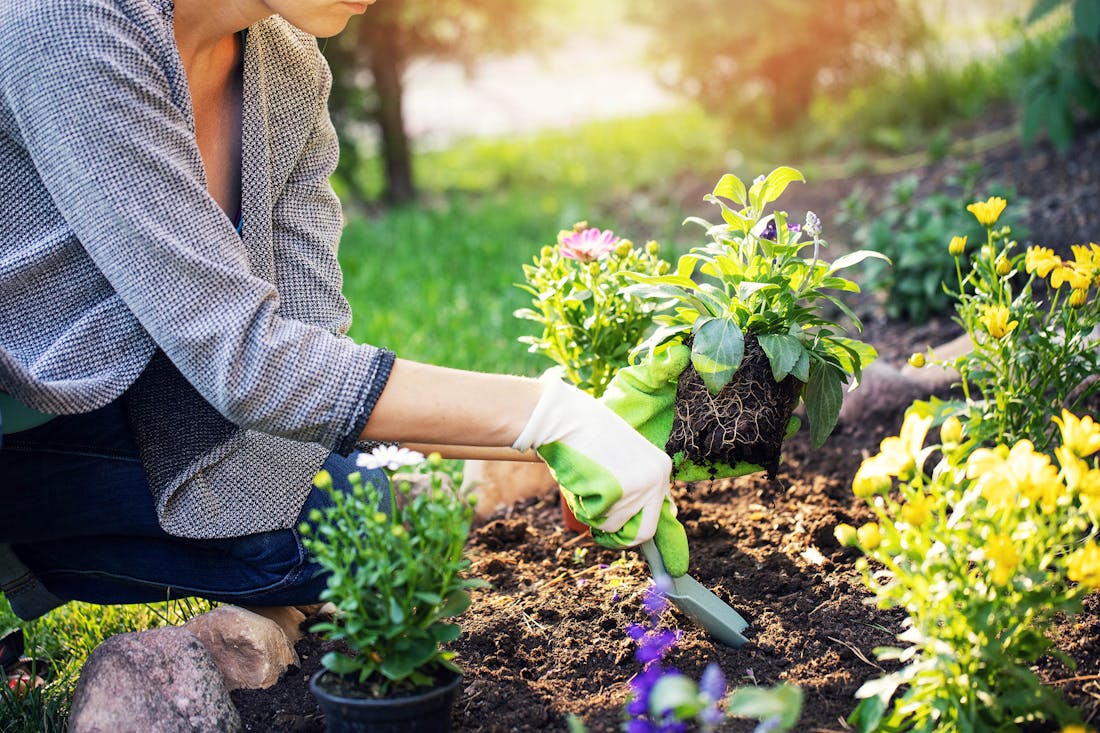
232;116;1100;732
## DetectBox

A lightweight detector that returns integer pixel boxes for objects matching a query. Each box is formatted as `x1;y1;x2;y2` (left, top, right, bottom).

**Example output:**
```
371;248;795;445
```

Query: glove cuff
511;373;569;451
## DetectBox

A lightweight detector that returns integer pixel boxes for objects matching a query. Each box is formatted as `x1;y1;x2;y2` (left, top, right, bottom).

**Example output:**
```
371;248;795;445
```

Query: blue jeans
0;400;388;620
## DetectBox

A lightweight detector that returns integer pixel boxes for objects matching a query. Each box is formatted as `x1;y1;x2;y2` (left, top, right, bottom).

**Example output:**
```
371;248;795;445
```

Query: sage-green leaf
757;166;806;206
692;317;745;394
711;172;747;205
727;683;803;730
826;249;891;275
431;622;462;644
806;361;843;448
322;651;360;676
439;589;471;618
791;347;811;382
388;597;405;624
757;333;803;382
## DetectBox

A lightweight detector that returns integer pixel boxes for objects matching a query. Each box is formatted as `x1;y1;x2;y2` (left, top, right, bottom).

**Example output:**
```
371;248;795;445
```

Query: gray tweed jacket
0;0;394;537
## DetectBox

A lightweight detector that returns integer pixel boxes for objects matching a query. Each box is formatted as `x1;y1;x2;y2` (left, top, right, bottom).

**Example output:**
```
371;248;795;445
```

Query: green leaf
382;636;436;681
1028;0;1067;24
757;333;803;382
710;172;747;205
1075;0;1100;40
790;347;811;382
388;597;406;624
691;317;745;394
321;651;360;676
826;249;890;275
430;622;462;644
439;589;471;618
727;684;803;730
806;361;843;448
757;166;806;207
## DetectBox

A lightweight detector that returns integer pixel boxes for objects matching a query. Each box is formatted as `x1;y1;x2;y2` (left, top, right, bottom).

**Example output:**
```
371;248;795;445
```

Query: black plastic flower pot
310;668;462;733
667;333;802;477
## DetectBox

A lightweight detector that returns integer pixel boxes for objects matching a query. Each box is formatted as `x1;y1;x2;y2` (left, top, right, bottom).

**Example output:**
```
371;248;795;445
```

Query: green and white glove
601;341;766;481
513;372;689;576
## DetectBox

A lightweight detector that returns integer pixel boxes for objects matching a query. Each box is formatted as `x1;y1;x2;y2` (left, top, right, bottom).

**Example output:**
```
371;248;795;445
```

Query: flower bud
940;416;964;447
312;469;333;491
588;261;602;276
645;240;660;256
853;467;892;498
981;244;995;262
995;255;1011;277
948;235;967;257
572;221;588;233
614;239;633;257
908;353;926;369
834;523;858;547
540;245;553;260
308;508;324;523
428;451;443;469
657;261;671;275
857;522;882;550
1070;288;1088;308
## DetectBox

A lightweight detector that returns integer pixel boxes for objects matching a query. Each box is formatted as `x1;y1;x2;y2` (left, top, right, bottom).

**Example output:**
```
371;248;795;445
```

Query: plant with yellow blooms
837;407;1100;732
911;195;1100;452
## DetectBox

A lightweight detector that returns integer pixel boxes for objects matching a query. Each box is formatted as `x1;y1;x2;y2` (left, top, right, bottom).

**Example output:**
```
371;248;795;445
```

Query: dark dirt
233;116;1100;732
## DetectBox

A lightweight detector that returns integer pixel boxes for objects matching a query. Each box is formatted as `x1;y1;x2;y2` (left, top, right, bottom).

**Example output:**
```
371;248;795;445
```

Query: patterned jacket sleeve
0;0;391;451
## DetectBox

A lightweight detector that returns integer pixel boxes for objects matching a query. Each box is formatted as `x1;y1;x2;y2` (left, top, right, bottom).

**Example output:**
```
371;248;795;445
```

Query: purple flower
558;227;619;262
643;576;672;617
759;220;802;242
628;665;664;715
626;720;657;733
626;623;646;642
635;629;680;664
699;663;726;701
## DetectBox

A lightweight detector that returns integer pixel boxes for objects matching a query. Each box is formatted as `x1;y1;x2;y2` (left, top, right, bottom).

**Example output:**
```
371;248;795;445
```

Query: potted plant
515;222;669;529
626;167;887;475
301;447;484;733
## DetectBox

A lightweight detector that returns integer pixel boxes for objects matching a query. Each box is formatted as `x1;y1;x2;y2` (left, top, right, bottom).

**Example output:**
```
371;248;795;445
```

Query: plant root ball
666;334;802;478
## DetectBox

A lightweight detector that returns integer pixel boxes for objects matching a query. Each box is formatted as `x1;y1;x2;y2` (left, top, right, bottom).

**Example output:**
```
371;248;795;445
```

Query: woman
0;0;684;620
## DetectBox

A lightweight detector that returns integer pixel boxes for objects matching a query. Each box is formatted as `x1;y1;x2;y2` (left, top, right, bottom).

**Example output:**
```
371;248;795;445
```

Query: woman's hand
512;373;689;576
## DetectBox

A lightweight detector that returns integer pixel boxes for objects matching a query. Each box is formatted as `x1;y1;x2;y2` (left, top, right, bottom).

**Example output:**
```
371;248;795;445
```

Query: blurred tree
324;2;551;205
628;0;928;132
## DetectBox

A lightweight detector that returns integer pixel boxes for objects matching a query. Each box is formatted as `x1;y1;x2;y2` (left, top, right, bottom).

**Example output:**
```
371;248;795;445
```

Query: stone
898;332;971;391
461;459;557;523
241;604;307;645
184;605;297;690
68;626;240;733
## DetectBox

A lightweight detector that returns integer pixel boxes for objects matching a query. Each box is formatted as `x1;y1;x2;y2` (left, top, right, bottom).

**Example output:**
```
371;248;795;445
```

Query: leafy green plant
300;448;484;695
628;166;885;450
514;222;668;396
1022;0;1100;151
839;167;1023;322
837;407;1100;731
912;195;1100;452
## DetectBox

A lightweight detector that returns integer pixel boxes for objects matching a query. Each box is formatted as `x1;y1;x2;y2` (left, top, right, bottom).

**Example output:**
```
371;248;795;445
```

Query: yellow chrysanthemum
852;463;892;498
968;440;1060;512
967;196;1008;227
986;533;1019;586
900;491;932;526
857;522;881;550
1067;542;1100;589
1060;725;1093;733
869;412;934;482
1053;410;1100;457
1025;246;1061;277
948;235;967;257
1050;262;1092;290
980;304;1018;339
1069;288;1089;308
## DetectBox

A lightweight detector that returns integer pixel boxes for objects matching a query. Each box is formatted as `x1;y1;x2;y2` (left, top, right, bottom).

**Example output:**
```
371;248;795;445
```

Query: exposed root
665;334;802;477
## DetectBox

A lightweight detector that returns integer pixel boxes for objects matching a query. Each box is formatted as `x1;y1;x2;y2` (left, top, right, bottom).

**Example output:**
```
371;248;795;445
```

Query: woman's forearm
359;358;543;450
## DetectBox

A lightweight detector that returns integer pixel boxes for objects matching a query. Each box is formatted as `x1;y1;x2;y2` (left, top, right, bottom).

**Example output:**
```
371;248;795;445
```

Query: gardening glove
601;340;767;482
512;372;689;576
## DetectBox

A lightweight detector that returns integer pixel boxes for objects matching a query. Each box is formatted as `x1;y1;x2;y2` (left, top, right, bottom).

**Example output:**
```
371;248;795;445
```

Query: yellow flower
1060;725;1093;733
967;196;1008;227
948;235;967;257
1025;246;1061;277
940;416;964;447
907;352;925;368
834;523;858;547
857;522;881;550
980;304;1018;339
995;254;1011;276
870;412;934;482
986;533;1018;586
1050;262;1091;290
852;463;892;498
900;492;932;526
1067;542;1100;589
1053;410;1100;457
1070;288;1088;308
968;440;1060;512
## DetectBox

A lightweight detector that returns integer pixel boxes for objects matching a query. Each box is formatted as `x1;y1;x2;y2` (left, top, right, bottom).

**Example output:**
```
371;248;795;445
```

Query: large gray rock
185;605;297;690
68;626;240;733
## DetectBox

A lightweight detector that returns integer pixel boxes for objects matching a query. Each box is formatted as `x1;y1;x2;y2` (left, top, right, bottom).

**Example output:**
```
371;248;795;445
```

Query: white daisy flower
356;445;425;472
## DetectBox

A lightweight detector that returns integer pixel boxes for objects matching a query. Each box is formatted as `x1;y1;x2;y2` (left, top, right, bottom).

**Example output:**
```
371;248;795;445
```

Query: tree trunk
367;39;415;205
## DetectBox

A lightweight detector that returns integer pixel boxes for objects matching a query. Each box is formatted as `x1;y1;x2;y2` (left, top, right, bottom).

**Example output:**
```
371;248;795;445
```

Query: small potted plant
627;167;886;475
301;447;484;733
515;222;669;529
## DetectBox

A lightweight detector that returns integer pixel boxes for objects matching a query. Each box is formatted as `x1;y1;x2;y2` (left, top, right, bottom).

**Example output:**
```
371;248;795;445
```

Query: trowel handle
639;539;669;578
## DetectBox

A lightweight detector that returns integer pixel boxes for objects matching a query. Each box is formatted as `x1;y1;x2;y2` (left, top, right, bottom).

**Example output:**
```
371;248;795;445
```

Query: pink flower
558;227;620;262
